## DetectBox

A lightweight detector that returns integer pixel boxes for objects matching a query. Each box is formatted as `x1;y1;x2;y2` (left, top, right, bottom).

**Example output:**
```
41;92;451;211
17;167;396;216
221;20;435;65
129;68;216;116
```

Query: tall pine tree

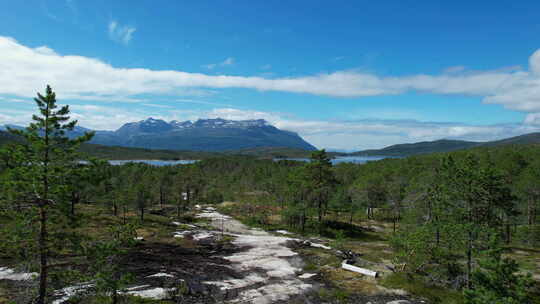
1;85;93;303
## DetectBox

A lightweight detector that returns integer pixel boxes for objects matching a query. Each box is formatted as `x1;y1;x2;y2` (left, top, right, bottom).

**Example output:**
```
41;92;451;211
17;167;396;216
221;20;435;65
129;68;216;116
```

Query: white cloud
108;21;136;45
176;99;233;107
142;103;174;109
202;63;217;70
196;108;540;150
3;36;540;118
203;57;235;69
33;46;58;56
222;57;234;66
524;112;540;125
0;97;28;103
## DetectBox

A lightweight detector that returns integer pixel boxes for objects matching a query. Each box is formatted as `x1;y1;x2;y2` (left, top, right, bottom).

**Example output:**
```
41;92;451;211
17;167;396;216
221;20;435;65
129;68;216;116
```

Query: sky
2;1;540;150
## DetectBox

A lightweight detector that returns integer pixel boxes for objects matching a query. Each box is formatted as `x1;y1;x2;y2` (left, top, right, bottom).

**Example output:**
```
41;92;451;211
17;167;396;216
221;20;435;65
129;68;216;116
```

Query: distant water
107;156;391;166
109;159;198;166
275;156;390;165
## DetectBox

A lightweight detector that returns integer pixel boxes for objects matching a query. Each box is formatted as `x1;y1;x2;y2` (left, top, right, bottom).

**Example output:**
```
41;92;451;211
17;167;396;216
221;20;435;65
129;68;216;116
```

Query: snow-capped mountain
87;117;316;152
116;117;271;133
116;117;173;136
0;118;316;151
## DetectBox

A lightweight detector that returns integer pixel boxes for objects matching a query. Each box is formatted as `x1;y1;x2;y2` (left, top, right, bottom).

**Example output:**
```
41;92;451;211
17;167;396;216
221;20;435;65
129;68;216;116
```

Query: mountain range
49;118;317;152
2;118;540;157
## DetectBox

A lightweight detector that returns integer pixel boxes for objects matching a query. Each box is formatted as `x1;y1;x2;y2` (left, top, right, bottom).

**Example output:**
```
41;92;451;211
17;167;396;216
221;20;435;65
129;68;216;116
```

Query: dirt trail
196;209;266;236
196;207;314;304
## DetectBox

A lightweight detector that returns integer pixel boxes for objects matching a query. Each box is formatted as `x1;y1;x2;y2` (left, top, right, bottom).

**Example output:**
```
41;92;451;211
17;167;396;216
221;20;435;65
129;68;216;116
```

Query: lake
108;156;391;166
108;159;199;166
276;155;390;165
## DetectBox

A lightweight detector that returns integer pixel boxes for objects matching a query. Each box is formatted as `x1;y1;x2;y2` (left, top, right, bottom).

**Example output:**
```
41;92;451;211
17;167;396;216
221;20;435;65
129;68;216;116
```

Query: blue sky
2;0;540;150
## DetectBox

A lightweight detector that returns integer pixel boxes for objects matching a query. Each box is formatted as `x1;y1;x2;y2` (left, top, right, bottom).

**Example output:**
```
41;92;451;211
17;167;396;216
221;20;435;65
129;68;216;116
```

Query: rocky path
195;207;315;304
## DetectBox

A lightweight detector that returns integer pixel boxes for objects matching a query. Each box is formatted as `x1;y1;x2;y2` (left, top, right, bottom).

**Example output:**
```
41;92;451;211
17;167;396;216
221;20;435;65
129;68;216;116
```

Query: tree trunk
186;187;191;207
466;194;473;290
177;198;181;218
528;198;534;226
123;205;127;225
301;206;306;234
349;205;354;225
71;191;81;217
466;229;472;289
38;101;50;304
318;197;323;235
37;205;48;304
159;186;164;208
113;200;117;217
506;218;511;244
140;207;144;222
435;215;440;246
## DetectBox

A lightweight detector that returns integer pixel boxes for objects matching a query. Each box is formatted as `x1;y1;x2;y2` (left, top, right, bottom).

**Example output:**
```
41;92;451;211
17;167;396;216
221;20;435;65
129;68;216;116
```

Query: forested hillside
353;134;540;156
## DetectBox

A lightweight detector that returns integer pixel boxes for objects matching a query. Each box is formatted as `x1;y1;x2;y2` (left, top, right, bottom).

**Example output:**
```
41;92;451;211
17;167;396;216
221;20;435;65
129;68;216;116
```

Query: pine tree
304;149;336;233
464;244;534;304
1;85;93;303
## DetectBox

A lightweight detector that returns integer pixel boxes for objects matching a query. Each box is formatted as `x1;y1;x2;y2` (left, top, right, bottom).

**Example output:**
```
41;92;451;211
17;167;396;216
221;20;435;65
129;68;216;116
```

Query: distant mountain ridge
352;133;540;156
114;117;271;135
26;117;317;152
3;120;540;156
352;139;480;156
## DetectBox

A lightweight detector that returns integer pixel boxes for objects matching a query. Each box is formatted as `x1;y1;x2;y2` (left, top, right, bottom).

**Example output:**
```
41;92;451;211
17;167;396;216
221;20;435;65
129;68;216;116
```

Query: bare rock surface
199;207;314;304
0;267;37;281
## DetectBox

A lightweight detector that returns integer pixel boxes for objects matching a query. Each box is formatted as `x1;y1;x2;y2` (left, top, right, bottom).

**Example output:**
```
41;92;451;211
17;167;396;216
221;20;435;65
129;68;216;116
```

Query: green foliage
301;150;337;232
78;143;215;160
202;187;224;204
317;288;350;302
329;229;346;250
86;224;137;303
463;247;535;304
382;272;464;304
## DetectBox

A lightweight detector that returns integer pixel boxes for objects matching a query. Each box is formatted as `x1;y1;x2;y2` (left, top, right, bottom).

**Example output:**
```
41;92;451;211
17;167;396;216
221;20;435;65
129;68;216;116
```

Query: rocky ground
173;206;425;304
0;206;426;304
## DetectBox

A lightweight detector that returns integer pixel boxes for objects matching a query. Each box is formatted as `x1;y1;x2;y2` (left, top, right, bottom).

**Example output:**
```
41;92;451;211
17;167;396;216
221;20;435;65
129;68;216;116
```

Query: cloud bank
2;35;540;118
202;108;538;150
